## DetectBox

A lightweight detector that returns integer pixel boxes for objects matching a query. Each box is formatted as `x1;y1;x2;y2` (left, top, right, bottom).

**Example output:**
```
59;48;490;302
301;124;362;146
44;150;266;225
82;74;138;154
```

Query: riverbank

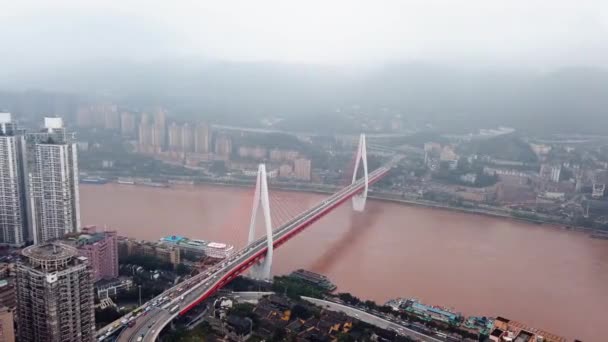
79;182;608;342
99;177;602;237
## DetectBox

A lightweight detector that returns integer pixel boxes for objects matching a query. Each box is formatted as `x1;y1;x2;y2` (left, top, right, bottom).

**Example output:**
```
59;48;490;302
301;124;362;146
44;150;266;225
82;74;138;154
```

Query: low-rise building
117;237;181;267
490;316;567;342
62;226;118;282
294;158;312;181
0;280;15;311
96;277;134;299
0;306;14;342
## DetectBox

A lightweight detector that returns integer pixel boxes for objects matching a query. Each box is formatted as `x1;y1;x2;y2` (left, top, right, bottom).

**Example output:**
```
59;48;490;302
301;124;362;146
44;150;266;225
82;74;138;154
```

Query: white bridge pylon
247;164;274;280
351;133;369;212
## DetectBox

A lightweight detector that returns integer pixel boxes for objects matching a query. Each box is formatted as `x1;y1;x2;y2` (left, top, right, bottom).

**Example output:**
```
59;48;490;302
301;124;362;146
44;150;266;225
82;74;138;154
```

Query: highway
99;161;395;342
302;297;444;342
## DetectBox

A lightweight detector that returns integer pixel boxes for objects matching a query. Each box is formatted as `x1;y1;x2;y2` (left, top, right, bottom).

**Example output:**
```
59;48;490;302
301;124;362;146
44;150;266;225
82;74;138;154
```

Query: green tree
95;307;122;326
176;264;191;276
271;327;286;342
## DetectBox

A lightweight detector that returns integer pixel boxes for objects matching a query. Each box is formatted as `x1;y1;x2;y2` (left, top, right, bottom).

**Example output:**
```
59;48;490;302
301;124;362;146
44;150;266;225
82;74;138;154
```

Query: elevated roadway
101;161;396;342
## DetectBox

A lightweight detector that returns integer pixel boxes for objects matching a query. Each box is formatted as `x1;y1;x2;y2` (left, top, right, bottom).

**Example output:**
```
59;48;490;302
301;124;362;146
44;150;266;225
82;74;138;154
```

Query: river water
80;183;608;341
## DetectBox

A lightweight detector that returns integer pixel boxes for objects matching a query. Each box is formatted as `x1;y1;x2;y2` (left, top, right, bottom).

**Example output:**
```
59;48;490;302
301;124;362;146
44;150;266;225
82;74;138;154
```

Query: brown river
80;183;608;341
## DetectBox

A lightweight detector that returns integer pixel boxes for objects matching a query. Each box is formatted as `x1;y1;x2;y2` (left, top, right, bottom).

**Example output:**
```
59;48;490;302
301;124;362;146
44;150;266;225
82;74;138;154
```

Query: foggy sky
2;0;608;69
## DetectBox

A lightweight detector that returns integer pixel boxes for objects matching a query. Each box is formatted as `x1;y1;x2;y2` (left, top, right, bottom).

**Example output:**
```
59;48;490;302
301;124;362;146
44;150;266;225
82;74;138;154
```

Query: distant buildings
181;123;195;152
137;110;168;154
279;164;293;178
26;118;80;243
168;122;183;151
238;146;267;160
153;109;167;150
540;164;561;183
0;113;29;246
592;183;606;199
214;134;233;158
138;113;154;152
294;158;312;181
591;170;608;199
76;104;119;130
16;243;95;341
120;111;137;137
270;149;299;162
195;123;211;154
63;226;118;282
530;143;552;158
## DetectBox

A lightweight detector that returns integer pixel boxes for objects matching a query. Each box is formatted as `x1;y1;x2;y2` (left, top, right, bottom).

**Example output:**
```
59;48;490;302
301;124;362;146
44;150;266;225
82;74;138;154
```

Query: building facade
294;158;312;181
117;238;181;267
181;123;195;152
0;280;15;311
16;243;95;342
214;134;232;158
63;226;118;282
195;122;210;154
26;118;80;243
0;306;14;342
120;112;136;137
0;113;29;246
167;122;183;151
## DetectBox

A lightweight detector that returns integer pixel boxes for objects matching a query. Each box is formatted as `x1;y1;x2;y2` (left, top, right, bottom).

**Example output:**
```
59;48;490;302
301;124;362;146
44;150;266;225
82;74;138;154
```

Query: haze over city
0;1;607;342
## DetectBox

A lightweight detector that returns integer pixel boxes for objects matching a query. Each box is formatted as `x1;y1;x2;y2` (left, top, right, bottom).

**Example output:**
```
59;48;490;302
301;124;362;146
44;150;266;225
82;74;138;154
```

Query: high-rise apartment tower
0;113;29;246
26;118;80;243
16;243;95;341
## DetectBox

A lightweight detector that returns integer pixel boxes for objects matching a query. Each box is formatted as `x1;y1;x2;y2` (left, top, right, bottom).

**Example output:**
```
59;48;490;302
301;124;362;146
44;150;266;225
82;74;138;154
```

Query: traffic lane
302;297;442;342
143;274;232;341
117;309;161;342
128;311;166;342
135;311;169;342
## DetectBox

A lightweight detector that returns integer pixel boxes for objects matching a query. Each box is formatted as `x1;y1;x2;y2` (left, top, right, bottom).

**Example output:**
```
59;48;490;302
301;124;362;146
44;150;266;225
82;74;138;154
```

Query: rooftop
20;243;86;272
22;243;78;262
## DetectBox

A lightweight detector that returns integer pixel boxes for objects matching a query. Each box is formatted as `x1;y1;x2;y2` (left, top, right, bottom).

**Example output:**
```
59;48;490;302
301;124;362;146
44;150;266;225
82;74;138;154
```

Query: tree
95;307;122;326
271;327;286;342
291;304;312;320
176;264;190;276
364;300;378;310
338;292;361;305
229;303;255;317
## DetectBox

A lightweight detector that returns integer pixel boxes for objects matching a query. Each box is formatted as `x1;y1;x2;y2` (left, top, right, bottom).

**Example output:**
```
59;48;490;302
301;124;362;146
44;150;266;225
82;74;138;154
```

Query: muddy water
80;183;608;341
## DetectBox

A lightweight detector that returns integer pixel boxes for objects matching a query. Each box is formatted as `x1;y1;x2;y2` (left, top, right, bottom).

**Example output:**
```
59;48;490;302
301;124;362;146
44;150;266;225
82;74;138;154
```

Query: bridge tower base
247;164;274;280
351;133;369;212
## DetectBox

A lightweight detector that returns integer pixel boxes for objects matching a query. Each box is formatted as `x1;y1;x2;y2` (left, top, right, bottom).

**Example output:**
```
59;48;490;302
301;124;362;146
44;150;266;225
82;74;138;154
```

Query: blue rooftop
411;302;458;321
162;235;185;243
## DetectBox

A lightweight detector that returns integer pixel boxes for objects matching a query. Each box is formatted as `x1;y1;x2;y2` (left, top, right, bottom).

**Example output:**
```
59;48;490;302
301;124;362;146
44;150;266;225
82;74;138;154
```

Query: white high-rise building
0;113;29;246
27;118;80;243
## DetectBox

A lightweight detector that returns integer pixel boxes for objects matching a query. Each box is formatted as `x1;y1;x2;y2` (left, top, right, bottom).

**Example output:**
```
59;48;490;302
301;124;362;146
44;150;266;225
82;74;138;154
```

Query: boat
80;177;108;185
140;182;169;188
289;269;337;291
117;178;135;185
590;232;608;240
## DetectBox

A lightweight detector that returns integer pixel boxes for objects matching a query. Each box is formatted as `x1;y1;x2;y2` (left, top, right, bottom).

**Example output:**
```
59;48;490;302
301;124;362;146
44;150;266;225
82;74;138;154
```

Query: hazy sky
2;0;608;68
